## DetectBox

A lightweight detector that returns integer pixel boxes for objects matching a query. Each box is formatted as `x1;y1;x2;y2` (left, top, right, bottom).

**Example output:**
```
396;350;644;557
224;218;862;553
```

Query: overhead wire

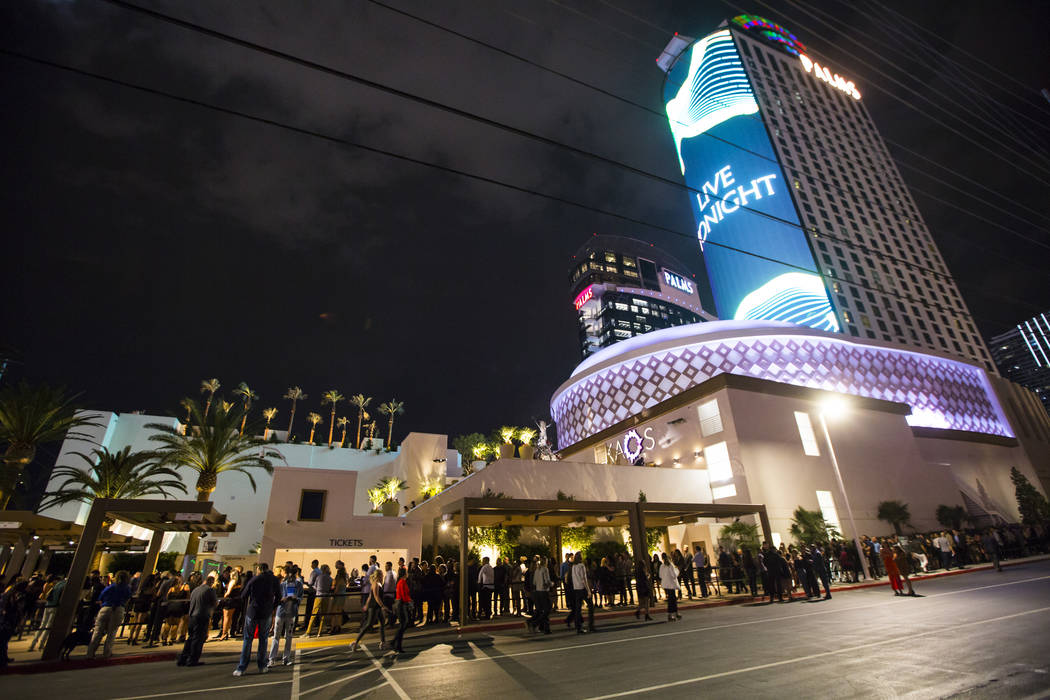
364;0;1050;264
95;0;1050;291
588;0;1050;232
738;0;1050;184
2;46;1038;333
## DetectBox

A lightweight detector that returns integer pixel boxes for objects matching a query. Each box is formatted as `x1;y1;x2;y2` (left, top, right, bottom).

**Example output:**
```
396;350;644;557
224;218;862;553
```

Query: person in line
349;570;390;652
693;547;709;598
28;574;66;653
215;570;242;641
86;570;133;659
561;553;576;628
633;558;653;621
233;562;279;677
269;563;303;666
508;556;524;616
529;556;552;634
659;553;681;621
0;580;28;668
932;532;955;571
981;530;1003;572
893;545;917;597
392;568;412;653
680;546;696;599
304;564;332;637
477;557;495;620
329;561;349;635
144;571;177;648
810;545;832;600
382;561;397;625
741;547;759;597
177;573;218;667
570;553;595;634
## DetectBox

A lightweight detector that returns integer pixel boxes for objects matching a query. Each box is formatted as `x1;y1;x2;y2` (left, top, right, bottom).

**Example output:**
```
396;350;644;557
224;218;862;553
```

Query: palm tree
789;506;840;545
262;407;278;439
877;500;912;535
321;390;345;447
234;382;258;436
0;382;102;509
147;398;281;558
200;378;221;416
179;398;194;425
378;399;404;450
40;446;186;510
349;394;372;449
283;387;307;441
337;417;349;446
306;412;323;445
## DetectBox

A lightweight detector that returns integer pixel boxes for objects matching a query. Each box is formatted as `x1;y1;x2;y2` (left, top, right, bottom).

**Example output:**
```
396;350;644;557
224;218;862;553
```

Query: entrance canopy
441;496;772;628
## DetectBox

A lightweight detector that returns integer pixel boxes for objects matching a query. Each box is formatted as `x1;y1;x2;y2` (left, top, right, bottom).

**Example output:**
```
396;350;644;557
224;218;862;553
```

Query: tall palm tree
350;394;372;448
262;407;278;439
378;399;404;450
40;446;187;510
283;387;307;441
0;382;102;509
179;398;194;425
337;417;349;447
321;390;345;447
877;500;912;535
306;412;323;445
234;382;258;436
200;378;221;416
147;398;281;558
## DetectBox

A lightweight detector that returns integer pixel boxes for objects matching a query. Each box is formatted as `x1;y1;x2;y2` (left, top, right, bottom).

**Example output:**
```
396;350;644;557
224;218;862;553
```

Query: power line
99;0;1050;279
2;47;1039;334
522;0;1050;249
743;0;1050;185
371;0;1050;264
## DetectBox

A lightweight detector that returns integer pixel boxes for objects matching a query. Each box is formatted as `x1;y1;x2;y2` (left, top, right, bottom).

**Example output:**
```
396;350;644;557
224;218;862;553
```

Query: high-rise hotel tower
657;15;995;372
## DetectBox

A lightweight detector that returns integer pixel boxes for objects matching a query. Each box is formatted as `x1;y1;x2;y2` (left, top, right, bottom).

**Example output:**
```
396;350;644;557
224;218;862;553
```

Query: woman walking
349;570;391;652
391;568;413;653
658;553;681;622
881;545;903;595
633;559;653;621
893;545;917;597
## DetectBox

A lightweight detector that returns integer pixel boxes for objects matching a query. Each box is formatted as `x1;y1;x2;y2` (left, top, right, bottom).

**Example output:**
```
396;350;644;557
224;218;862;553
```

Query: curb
0;651;177;675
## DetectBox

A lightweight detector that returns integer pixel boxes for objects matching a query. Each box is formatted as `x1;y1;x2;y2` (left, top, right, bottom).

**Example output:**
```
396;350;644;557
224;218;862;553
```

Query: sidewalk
5;553;1047;674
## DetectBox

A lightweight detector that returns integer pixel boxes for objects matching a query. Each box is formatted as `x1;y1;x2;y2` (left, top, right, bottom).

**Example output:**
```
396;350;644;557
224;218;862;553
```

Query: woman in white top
659;553;682;622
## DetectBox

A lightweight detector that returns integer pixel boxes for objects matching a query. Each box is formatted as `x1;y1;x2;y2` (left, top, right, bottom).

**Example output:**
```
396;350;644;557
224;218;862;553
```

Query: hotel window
298;490;327;521
794;412;820;456
704;441;733;483
698;399;723;437
816;490;842;533
711;484;737;500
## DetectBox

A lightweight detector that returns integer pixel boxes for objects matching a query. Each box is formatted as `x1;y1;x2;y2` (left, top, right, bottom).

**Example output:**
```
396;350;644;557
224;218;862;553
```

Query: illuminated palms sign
660;28;839;332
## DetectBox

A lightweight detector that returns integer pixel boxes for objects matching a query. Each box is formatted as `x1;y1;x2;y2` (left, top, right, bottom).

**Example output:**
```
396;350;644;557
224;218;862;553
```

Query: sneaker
284;659;293;666
267;659;275;668
232;669;243;677
261;666;270;674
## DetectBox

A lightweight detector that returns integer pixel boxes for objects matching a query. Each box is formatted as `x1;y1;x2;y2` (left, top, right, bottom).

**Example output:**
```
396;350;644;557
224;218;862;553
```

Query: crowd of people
0;521;1046;669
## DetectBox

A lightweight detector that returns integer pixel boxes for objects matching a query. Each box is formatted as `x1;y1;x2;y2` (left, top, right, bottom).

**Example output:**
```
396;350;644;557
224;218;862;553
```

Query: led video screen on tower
662;29;838;331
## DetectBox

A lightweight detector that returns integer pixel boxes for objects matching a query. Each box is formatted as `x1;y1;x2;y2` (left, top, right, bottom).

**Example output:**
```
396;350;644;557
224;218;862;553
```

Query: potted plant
498;426;516;460
375;476;407;516
517;427;537;460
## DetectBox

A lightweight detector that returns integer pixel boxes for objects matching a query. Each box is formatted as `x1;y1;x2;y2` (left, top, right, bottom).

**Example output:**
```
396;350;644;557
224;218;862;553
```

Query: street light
818;397;871;582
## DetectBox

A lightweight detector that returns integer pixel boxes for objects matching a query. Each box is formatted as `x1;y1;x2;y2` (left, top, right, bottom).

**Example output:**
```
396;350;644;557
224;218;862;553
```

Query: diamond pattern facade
551;332;1011;448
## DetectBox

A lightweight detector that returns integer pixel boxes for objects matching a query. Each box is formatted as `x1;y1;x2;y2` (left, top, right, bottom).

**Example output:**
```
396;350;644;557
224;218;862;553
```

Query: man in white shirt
477;557;495;620
570;553;594;634
932;533;954;570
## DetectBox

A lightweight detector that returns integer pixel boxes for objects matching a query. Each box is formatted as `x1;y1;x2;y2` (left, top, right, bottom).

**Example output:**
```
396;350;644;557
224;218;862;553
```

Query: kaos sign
660;28;839;333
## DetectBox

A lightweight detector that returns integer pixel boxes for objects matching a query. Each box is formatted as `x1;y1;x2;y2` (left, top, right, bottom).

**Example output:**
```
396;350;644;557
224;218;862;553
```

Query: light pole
818;398;871;581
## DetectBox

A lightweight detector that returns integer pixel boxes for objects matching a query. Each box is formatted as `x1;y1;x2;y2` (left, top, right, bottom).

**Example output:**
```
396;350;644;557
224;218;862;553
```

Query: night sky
3;0;1049;446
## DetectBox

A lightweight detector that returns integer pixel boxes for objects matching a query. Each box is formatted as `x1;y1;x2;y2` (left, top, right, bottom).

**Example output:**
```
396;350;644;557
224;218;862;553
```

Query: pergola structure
40;497;235;661
0;511;152;579
440;497;772;628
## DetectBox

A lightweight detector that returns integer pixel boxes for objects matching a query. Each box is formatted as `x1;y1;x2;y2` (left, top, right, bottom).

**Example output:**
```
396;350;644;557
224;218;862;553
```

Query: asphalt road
7;562;1050;699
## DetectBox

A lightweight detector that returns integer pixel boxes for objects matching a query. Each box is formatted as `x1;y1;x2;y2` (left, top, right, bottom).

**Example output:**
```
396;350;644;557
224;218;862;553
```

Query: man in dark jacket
233;563;279;677
810;545;832;599
178;574;218;667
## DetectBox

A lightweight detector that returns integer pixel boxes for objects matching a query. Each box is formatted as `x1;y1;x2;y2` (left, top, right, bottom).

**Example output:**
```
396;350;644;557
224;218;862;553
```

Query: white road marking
341;683;389;700
582;606;1050;699
291;649;301;700
382;573;1050;674
114;679;291;700
363;646;411;700
298;666;380;696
